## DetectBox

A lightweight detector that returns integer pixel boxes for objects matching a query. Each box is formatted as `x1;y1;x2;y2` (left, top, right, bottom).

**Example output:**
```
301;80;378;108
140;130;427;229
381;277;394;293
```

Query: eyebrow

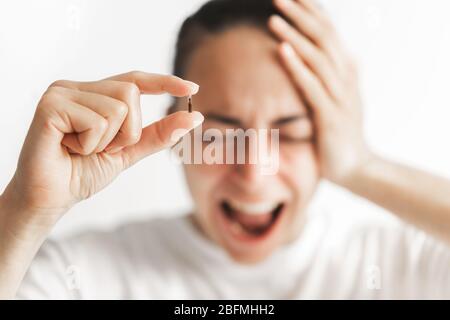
204;113;241;126
204;112;309;127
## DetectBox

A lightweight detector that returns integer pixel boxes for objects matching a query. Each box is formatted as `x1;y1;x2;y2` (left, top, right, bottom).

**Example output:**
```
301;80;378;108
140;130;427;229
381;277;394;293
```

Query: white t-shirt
17;209;450;299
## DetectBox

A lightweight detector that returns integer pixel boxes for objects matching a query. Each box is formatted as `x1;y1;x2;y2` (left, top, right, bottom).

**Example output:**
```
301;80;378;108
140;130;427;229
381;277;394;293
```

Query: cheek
184;163;230;242
279;144;320;198
184;163;228;207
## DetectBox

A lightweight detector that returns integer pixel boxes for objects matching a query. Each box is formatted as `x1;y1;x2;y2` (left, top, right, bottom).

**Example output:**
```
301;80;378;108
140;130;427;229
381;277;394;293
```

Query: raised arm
0;71;204;299
269;0;450;244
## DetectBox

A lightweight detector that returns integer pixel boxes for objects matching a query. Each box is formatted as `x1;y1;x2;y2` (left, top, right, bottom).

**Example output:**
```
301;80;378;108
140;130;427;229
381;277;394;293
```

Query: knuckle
119;82;140;102
49;79;69;89
38;90;62;112
36;99;60;131
127;70;142;78
126;82;140;97
112;101;129;119
167;74;181;82
39;91;57;107
160;75;179;91
95;117;109;132
126;70;146;84
46;85;66;96
120;128;142;146
127;130;142;145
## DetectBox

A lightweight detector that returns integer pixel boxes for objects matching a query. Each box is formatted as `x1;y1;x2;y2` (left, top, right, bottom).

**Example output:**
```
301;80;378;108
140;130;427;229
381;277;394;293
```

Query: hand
2;71;203;226
269;0;373;185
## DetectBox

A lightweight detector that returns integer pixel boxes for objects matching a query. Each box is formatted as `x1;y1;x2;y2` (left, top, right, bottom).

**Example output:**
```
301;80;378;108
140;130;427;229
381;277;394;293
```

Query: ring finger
50;85;129;152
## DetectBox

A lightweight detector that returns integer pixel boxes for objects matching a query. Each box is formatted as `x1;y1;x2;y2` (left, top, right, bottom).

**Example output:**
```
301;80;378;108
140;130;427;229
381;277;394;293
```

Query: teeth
228;199;280;216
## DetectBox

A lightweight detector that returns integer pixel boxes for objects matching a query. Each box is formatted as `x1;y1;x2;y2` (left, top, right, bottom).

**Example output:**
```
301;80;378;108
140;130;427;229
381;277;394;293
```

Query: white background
1;0;449;237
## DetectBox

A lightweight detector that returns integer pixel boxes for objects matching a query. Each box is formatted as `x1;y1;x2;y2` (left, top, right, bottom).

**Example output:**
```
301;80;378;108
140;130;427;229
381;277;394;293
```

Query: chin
223;241;281;264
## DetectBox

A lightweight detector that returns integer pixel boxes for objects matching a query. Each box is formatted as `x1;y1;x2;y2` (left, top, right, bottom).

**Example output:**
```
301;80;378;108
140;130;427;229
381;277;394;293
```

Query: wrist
0;191;55;300
338;151;384;194
0;181;62;242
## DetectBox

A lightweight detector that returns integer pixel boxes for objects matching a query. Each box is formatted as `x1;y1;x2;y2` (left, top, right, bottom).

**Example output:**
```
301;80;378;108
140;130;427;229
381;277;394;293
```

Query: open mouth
220;200;285;238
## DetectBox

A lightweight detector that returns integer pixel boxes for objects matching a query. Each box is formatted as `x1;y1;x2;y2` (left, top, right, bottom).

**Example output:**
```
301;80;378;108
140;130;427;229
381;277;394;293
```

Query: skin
181;26;319;263
0;71;204;298
0;0;449;299
177;0;450;262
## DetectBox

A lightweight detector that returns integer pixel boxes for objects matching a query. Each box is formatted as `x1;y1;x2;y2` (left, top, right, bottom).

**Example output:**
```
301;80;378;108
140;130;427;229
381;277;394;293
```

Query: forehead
183;25;307;120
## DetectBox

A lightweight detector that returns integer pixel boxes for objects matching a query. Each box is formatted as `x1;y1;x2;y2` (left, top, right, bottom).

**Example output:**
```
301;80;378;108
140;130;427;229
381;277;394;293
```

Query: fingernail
192;111;204;127
185;81;200;94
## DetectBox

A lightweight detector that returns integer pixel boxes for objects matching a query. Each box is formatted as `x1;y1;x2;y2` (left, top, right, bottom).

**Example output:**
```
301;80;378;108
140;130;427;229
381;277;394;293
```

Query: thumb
121;111;204;167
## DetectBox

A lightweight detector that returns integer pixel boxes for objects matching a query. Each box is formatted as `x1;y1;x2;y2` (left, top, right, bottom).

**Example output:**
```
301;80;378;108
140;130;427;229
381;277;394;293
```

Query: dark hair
173;0;281;78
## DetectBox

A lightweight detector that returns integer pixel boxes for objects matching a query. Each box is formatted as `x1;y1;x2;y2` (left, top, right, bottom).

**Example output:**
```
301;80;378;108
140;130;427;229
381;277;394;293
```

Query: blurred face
179;25;320;263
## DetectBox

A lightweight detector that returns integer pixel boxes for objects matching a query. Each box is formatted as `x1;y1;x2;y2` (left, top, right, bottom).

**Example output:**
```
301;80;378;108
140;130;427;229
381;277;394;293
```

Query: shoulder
310;204;450;261
307;204;450;275
308;210;450;298
324;213;450;266
346;219;449;260
331;215;449;293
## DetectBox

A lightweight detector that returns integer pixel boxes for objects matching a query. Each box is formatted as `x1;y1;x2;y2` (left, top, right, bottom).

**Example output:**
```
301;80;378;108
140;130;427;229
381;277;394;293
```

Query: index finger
296;0;328;23
105;71;199;97
274;0;348;77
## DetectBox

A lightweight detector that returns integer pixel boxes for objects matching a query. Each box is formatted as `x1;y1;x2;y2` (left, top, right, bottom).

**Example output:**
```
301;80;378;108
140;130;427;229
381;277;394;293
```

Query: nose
232;132;274;186
236;161;266;185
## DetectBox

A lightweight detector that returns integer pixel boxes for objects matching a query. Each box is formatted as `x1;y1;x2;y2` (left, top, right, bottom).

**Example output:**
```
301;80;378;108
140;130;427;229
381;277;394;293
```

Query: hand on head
269;0;372;185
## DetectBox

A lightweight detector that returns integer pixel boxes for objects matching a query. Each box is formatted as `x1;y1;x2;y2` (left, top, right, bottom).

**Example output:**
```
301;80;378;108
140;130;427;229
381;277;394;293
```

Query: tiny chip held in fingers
188;95;193;113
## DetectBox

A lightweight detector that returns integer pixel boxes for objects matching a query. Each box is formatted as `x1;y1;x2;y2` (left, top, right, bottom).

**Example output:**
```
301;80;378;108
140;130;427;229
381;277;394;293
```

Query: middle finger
269;15;343;101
